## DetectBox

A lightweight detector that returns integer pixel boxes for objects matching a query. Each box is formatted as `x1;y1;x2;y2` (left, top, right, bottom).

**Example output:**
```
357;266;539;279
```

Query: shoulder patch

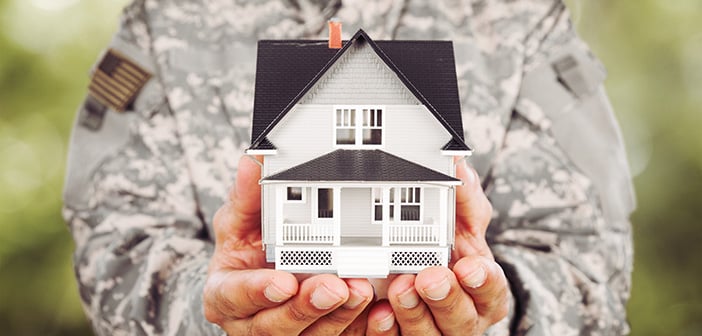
89;49;152;112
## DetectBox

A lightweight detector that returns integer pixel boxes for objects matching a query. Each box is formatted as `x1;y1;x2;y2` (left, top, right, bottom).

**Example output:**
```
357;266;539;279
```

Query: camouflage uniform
62;0;635;335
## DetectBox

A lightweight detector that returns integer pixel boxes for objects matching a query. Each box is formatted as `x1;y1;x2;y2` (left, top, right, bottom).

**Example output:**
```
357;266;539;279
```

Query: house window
318;188;333;218
286;187;305;203
400;187;421;221
389;187;395;221
362;108;382;145
335;106;383;146
373;188;383;222
335;108;356;145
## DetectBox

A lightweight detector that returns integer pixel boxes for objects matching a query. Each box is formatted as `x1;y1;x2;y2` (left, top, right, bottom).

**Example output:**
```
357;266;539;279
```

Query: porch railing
387;224;440;244
282;223;335;244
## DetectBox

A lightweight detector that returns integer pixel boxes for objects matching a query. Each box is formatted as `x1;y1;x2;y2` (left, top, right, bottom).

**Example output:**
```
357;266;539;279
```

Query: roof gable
250;29;469;151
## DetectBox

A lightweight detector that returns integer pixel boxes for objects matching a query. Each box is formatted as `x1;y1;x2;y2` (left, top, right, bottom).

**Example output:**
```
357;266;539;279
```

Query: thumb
455;159;492;238
213;155;263;243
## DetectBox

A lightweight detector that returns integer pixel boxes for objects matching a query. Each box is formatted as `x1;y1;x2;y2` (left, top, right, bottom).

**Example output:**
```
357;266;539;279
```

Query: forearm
66;207;222;335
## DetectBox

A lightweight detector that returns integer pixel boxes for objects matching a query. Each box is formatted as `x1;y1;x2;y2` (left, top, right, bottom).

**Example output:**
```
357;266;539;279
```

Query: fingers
366;300;400;336
455;159;493;237
213;155;262;244
302;278;374;335
453;256;510;325
414;266;480;335
341;301;372;335
203;269;298;324
386;274;441;336
453;159;494;259
246;274;350;335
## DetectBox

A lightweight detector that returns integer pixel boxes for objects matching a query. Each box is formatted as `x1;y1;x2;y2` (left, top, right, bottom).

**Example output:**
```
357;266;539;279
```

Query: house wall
340;188;380;237
265;104;453;176
263;185;275;244
282;187;311;223
423;187;439;224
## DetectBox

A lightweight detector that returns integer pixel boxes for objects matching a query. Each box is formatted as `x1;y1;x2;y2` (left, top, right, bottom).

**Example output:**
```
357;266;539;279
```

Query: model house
247;23;471;277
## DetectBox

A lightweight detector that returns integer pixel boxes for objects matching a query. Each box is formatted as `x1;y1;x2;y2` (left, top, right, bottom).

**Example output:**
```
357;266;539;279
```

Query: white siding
340;188;380;237
300;42;419;106
382;105;454;173
282;188;311;223
266;103;453;176
265;105;333;176
423;187;439;224
263;184;276;244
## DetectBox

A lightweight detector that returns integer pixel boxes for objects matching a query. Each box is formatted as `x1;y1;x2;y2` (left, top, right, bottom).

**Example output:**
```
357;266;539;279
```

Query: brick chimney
328;19;342;49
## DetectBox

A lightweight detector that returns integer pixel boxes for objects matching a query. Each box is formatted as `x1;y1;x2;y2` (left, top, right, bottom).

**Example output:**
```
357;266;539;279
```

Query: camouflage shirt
62;0;635;335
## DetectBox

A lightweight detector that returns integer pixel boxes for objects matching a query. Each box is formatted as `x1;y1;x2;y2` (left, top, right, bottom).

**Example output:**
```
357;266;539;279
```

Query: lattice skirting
274;246;449;274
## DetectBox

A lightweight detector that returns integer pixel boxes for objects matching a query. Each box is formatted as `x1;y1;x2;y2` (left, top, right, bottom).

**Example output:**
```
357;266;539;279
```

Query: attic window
335;106;384;147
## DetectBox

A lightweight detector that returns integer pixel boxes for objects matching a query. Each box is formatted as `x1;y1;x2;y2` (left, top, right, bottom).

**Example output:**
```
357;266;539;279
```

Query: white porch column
275;185;284;246
333;187;341;246
439;187;448;246
382;186;390;247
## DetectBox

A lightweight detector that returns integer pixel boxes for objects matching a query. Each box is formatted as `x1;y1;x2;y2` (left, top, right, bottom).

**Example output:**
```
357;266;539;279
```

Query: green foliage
0;0;130;334
0;0;700;335
568;1;702;334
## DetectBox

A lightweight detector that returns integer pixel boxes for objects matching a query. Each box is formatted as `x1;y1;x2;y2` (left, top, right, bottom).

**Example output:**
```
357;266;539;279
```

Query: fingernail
397;288;419;309
422;277;450;301
377;313;395;332
310;284;344;309
461;264;487;288
264;282;292;303
343;288;368;309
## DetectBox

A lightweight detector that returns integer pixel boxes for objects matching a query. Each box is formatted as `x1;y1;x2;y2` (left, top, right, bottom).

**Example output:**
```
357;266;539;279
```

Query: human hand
203;156;374;335
364;160;510;335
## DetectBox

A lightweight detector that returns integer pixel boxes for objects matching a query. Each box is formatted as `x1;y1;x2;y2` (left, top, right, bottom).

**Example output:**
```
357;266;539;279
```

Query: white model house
247;26;471;277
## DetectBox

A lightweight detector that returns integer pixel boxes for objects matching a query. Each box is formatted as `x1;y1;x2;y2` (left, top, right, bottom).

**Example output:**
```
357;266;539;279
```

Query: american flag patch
88;49;151;112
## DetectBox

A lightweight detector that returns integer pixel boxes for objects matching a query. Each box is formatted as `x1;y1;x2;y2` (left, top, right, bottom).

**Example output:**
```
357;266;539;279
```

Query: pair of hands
204;156;509;335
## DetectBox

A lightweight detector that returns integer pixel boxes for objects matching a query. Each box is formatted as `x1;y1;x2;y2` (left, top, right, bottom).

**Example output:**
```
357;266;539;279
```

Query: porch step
336;248;389;278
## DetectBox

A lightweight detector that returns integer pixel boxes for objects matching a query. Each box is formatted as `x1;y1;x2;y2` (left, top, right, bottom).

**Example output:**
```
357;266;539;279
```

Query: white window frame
372;187;384;224
285;186;306;204
334;105;385;148
399;187;422;222
372;186;423;223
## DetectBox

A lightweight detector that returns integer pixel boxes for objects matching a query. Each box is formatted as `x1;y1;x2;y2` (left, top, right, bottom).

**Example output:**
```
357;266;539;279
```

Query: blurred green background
0;0;700;335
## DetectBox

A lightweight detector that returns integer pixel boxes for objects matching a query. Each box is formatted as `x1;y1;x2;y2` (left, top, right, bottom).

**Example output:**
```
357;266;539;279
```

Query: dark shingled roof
262;149;461;183
250;29;469;151
442;139;470;151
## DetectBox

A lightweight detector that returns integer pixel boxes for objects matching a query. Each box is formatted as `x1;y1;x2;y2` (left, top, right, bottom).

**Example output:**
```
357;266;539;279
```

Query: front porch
274;184;451;247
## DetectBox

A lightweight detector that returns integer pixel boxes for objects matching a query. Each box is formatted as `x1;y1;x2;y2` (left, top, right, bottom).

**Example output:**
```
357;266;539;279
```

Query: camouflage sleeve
485;4;635;335
62;1;223;335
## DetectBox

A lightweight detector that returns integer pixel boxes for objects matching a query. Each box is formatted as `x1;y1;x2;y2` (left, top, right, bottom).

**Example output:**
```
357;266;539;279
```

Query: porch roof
262;149;461;184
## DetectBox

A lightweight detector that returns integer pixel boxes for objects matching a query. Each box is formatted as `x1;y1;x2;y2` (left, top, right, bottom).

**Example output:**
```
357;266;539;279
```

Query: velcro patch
89;49;151;112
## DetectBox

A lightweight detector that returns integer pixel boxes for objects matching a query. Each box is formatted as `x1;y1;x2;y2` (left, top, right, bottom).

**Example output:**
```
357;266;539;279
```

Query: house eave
246;149;278;155
259;180;462;187
441;150;473;157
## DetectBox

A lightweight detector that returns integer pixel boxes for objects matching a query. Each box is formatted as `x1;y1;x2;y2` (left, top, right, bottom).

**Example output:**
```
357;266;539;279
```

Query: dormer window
335;106;384;147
